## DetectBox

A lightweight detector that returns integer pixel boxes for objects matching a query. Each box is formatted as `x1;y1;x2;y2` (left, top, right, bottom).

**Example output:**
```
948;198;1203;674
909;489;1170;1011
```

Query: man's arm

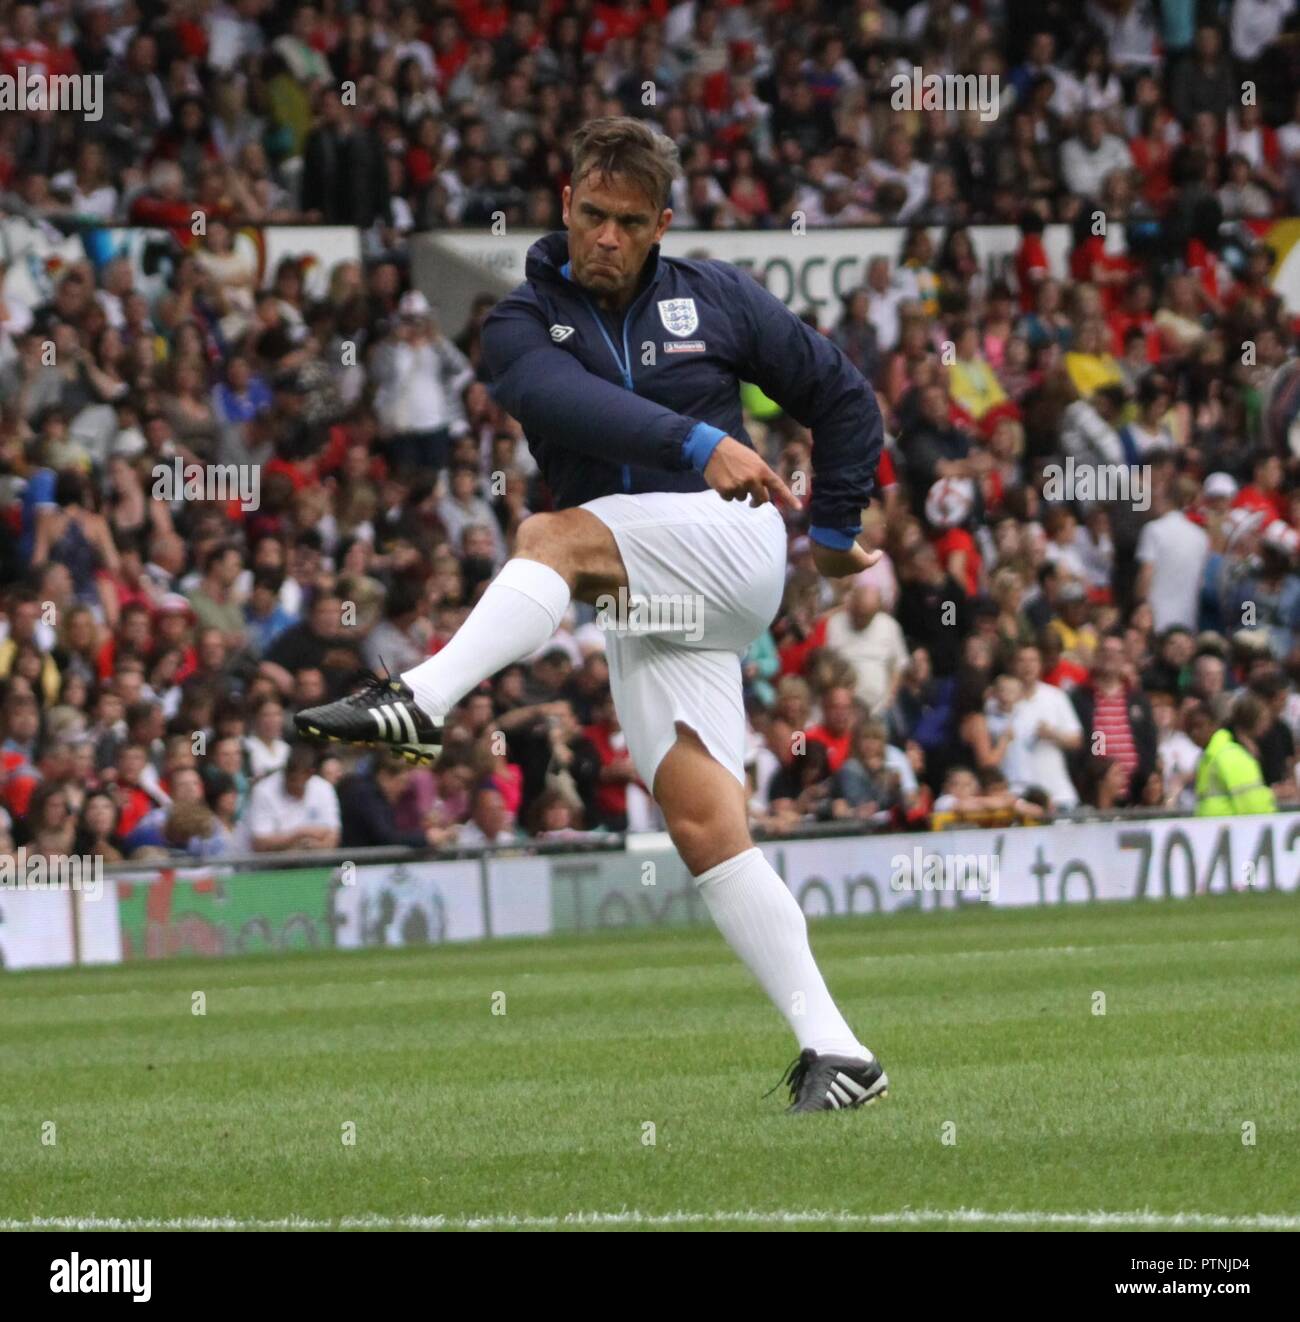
480;292;705;473
1134;525;1155;607
1040;691;1084;752
728;265;882;546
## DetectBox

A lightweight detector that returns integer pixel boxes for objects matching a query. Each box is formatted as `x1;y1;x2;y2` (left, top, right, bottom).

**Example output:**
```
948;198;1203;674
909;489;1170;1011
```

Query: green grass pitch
2;892;1298;1231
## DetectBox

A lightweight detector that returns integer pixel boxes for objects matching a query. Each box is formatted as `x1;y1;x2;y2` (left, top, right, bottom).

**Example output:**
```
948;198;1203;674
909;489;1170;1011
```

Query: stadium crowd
5;0;1300;862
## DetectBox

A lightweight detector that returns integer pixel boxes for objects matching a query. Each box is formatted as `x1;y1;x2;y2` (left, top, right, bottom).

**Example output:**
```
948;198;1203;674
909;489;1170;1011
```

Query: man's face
296;670;326;705
312;598;340;638
847;586;878;627
1015;647;1041;686
199;631;226;670
1096;638;1125;680
1187;710;1214;748
1195;656;1225;694
11;601;40;641
379;766;410;802
1166;631;1194;666
562;169;671;304
218;549;242;586
475;789;507;836
822;689;854;735
172;769;204;804
921;387;948;427
215;739;242;773
7;703;39;743
535;656;569;691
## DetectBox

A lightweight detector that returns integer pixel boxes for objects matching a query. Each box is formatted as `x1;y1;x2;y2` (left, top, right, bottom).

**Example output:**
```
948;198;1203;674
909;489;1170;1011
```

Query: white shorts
580;488;787;790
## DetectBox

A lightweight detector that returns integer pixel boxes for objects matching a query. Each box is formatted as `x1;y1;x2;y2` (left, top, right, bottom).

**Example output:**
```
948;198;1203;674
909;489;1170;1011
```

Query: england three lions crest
658;297;699;337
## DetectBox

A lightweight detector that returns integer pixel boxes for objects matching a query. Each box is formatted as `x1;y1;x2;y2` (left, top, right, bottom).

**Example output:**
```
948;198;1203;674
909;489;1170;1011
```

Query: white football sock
693;847;871;1060
401;557;571;720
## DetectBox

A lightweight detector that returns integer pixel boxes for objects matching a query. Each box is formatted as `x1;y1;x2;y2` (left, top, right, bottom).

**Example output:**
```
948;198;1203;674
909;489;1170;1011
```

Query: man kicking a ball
297;117;887;1113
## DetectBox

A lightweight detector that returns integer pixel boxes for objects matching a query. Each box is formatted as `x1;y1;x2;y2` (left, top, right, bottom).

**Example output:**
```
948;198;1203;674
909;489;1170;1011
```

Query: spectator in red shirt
111;744;159;837
1070;634;1157;801
582;690;636;830
1129;107;1175;212
460;0;511;42
0;3;53;83
130;161;206;244
807;685;858;773
1015;209;1051;313
1233;453;1288;525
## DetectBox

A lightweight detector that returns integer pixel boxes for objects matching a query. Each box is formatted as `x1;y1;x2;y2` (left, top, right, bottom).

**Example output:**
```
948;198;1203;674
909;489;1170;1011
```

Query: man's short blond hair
570;116;680;213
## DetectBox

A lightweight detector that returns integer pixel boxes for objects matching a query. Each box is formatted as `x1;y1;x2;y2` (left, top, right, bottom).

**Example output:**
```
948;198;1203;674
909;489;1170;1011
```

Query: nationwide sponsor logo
549;324;575;342
50;1254;151;1302
658;297;699;337
664;340;707;353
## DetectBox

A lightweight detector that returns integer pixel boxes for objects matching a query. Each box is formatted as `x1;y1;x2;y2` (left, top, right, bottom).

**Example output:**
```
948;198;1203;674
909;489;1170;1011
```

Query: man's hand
703;436;802;510
812;540;881;578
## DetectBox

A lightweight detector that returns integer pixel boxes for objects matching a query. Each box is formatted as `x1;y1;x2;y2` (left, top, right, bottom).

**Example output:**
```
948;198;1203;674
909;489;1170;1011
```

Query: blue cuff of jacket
682;422;728;472
809;525;860;551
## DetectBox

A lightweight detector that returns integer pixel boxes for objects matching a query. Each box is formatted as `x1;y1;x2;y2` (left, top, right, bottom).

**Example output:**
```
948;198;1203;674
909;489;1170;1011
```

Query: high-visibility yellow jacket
1194;729;1277;816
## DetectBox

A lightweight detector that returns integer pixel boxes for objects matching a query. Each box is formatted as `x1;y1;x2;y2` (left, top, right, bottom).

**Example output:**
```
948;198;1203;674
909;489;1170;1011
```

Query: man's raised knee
515;512;561;561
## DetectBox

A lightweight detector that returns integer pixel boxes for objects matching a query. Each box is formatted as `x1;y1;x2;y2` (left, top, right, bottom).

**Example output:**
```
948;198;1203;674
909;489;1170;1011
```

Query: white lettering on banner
766;815;1300;919
4;815;1298;970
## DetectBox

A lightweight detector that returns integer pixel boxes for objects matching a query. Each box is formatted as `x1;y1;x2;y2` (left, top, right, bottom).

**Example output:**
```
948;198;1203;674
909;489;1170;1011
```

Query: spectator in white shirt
1002;644;1085;809
824;585;910;715
1136;475;1211;632
245;696;290;780
903;0;970;43
248;745;341;852
869;128;931;223
1060;111;1133;199
1085;0;1162;72
437;465;508;566
865;256;910;352
372;291;475;473
1231;0;1296;63
1151;691;1203;808
457;784;524;847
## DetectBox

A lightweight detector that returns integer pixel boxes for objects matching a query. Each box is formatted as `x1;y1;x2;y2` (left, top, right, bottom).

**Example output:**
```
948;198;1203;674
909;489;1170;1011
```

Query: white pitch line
854;937;1275;964
2;1208;1297;1231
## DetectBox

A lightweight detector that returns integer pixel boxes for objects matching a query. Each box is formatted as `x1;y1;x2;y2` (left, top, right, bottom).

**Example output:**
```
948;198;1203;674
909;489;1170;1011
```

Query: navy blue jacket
478;230;883;547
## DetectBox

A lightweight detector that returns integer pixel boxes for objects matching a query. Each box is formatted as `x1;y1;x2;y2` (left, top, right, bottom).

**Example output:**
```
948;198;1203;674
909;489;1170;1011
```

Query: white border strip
3;1208;1297;1231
